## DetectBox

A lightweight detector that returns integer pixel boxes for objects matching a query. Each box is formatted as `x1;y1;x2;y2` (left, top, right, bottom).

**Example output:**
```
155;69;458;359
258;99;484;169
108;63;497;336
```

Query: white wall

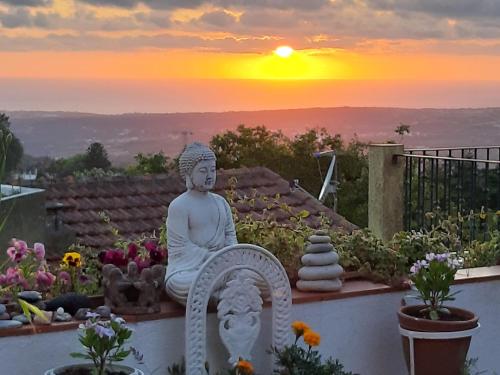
2;279;499;375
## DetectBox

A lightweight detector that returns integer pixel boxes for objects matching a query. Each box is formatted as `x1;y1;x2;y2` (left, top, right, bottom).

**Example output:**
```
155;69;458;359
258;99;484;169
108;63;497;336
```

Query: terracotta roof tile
43;167;355;253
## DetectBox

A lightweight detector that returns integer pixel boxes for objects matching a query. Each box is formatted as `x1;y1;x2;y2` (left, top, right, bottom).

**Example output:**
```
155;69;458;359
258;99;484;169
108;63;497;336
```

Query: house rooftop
43;166;355;252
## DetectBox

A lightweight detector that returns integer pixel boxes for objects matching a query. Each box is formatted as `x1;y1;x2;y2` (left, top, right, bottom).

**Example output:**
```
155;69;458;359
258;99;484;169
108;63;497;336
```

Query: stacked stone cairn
297;230;343;292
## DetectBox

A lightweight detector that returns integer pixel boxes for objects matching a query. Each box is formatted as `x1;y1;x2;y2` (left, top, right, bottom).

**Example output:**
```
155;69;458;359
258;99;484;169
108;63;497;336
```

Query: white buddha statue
165;142;238;305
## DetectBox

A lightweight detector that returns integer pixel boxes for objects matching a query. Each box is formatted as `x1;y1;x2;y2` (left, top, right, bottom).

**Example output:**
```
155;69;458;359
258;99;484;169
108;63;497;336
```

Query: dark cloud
198;10;237;27
77;0;204;9
215;0;329;11
0;8;32;28
366;0;500;19
0;0;50;5
76;0;327;10
239;9;299;29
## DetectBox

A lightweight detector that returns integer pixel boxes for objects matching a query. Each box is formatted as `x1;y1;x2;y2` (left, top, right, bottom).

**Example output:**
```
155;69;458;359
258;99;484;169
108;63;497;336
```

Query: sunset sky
1;0;500;112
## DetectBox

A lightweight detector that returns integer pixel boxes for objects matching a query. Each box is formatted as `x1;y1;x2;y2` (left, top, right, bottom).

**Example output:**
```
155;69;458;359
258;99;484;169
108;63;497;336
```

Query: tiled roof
44;167;355;249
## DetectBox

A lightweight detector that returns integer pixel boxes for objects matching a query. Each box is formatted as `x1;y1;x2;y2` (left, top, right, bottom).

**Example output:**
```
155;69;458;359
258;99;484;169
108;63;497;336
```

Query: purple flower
410;264;420;275
94;324;115;338
86;311;100;319
425;253;436;262
79;274;90;284
34;243;46;260
436;253;449;262
58;271;71;285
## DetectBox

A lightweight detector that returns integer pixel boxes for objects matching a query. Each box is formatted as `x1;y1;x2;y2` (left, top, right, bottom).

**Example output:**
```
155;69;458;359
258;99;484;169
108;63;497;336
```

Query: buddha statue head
179;142;217;192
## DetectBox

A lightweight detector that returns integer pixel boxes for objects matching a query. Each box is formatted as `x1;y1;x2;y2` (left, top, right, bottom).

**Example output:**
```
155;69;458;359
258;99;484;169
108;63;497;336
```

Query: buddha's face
188;159;216;192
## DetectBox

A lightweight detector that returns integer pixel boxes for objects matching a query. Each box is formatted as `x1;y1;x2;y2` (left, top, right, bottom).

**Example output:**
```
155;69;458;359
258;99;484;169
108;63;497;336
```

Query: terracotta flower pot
44;363;144;375
398;305;479;375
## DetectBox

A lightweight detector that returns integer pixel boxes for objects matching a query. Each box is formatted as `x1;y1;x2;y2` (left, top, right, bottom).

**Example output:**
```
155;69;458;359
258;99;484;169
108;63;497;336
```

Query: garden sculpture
297;230;343;292
164;142;238;305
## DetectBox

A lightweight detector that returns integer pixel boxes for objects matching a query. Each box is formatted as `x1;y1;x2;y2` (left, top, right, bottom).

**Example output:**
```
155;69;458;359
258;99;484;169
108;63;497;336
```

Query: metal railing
398;146;500;239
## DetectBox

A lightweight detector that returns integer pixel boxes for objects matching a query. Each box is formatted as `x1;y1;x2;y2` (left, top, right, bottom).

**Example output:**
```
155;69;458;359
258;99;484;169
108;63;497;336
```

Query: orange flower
303;330;321;347
291;321;310;337
235;360;254;375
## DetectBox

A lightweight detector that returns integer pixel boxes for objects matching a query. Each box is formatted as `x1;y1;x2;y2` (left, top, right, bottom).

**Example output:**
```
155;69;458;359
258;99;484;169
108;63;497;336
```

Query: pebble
12;314;30;324
34;311;52;325
95;305;111;318
0;313;10;320
53;308;72;322
308;235;331;244
0;304;6;315
298;264;344;281
45;293;91;316
296;279;343;292
74;308;91;320
18;291;42;303
305;243;334;253
301;252;339;266
0;320;22;329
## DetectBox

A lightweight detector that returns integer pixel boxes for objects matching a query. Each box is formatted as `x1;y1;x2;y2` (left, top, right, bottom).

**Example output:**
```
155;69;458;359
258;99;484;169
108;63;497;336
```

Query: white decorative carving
185;244;292;375
217;272;263;364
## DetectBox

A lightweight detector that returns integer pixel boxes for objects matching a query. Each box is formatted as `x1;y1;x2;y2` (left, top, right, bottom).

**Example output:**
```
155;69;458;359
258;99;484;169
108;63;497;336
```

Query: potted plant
44;312;144;375
398;253;479;375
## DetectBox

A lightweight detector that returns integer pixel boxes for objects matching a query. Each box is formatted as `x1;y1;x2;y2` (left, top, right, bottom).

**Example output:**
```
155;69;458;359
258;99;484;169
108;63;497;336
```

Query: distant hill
6;107;500;165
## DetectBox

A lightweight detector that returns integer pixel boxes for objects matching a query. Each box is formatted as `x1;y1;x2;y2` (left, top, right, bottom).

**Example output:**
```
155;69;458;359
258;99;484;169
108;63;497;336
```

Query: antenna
314;150;338;211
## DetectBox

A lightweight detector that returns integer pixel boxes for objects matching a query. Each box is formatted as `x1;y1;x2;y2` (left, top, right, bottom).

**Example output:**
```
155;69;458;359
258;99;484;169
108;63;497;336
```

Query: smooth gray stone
298;264;344;281
0;312;10;320
306;243;334;253
18;291;42;303
0;304;6;315
0;320;22;329
301;252;339;266
12;314;30;324
308;235;331;244
34;301;46;311
95;305;111;318
297;279;343;292
74;308;91;320
45;293;91;316
54;312;72;322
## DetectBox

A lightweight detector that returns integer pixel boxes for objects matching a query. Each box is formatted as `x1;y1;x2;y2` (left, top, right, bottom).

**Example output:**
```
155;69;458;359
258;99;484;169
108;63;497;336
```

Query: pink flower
133;256;151;271
127;242;138;259
13;239;28;253
58;271;71;285
0;274;7;286
36;270;56;289
150;247;166;263
6;247;17;262
34;243;46;260
4;267;28;288
6;238;29;263
102;249;127;267
144;240;157;253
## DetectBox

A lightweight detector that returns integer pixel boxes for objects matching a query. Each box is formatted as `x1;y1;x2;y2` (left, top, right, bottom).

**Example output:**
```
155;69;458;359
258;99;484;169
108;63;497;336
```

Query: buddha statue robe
165;191;237;305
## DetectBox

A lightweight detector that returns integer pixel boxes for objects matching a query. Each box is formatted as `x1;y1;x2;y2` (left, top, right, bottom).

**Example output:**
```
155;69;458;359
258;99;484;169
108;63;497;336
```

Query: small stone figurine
102;262;166;314
297;230;343;292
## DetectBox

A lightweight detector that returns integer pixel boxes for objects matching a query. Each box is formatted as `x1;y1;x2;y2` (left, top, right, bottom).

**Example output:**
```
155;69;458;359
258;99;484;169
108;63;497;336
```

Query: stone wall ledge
2;265;499;338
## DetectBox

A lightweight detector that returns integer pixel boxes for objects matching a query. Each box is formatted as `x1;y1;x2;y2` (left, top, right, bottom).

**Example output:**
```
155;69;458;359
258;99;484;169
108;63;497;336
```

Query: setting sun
274;46;294;58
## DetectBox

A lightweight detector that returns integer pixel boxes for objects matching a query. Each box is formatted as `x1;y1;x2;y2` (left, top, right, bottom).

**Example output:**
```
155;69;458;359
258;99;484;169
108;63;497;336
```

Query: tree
394;123;411;143
47;154;87;178
210;125;369;227
0;113;24;176
84;142;111;170
126;152;174;175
